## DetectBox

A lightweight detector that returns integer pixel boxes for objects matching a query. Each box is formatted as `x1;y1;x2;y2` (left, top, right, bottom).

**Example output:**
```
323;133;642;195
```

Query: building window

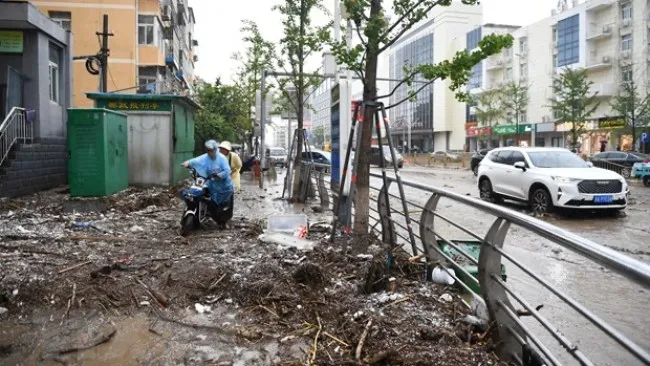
138;67;158;91
621;34;632;51
49;11;71;31
469;63;482;89
519;112;527;123
621;3;632;20
519;63;527;78
557;14;579;67
551;137;562;147
49;44;60;103
519;37;528;53
138;15;155;45
621;66;633;82
504;47;513;57
505;67;513;81
466;27;482;51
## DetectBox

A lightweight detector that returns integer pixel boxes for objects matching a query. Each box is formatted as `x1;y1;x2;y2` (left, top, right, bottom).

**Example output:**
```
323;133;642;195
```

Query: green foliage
192;79;250;152
610;80;650;148
548;68;600;147
474;89;504;129
501;81;529;124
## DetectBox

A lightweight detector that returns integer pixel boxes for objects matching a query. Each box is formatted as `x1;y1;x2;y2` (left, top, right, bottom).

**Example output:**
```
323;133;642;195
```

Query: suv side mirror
514;161;526;171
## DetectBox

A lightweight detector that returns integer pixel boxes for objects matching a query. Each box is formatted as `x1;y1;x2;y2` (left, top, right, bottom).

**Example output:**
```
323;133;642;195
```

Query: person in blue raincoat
181;140;234;229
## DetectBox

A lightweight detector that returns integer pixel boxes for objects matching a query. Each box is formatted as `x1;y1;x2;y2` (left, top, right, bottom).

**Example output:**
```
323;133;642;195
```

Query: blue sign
330;102;340;184
642;132;649;144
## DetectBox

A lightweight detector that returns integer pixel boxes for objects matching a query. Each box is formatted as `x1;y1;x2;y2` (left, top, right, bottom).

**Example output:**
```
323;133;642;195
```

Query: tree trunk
353;0;382;235
631;114;636;152
291;0;306;202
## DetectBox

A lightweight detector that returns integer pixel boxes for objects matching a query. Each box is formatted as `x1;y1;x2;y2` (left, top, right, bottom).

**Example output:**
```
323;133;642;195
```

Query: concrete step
0;173;66;197
2;165;66;180
1;158;67;174
13;150;66;161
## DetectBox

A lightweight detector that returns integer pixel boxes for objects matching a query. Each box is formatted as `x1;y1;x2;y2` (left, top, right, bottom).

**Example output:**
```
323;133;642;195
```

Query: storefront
492;124;533;147
466;124;493;150
593;117;630;152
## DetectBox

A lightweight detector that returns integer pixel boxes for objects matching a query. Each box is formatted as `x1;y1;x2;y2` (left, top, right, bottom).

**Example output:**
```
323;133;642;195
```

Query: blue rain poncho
186;152;234;205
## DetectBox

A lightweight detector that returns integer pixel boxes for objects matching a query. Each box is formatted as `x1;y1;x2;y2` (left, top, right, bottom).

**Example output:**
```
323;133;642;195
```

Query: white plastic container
267;214;309;234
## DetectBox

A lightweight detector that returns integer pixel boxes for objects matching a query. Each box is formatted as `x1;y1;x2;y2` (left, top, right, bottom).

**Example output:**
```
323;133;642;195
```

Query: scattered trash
0;307;7;315
139;301;151;306
194;303;212;314
258;233;315;251
267;214;308;234
438;293;453;303
431;266;456;285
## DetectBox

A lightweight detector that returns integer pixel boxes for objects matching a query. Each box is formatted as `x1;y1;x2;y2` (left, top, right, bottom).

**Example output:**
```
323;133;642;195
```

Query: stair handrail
0;107;28;167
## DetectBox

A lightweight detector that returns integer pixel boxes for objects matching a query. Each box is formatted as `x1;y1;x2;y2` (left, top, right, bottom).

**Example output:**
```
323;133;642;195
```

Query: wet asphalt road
368;166;650;366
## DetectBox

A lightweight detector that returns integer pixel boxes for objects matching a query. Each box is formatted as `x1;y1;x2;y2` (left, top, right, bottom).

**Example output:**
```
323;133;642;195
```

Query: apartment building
467;0;650;153
32;0;198;107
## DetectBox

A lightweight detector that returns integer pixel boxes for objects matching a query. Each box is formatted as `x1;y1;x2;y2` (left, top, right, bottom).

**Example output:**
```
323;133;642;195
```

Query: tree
610;80;650;151
329;0;512;234
192;79;250;153
233;20;276;155
501;81;529;145
273;0;331;202
474;89;504;148
548;68;599;150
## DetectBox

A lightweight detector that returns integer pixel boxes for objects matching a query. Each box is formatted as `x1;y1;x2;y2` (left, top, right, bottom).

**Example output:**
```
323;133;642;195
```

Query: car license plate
594;195;613;204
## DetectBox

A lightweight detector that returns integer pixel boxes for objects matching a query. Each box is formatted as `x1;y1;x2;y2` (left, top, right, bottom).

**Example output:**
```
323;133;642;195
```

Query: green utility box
67;109;128;197
86;93;199;186
438;240;507;295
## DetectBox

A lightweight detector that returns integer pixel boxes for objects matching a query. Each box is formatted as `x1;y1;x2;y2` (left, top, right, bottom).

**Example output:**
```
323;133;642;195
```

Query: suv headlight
552;176;579;183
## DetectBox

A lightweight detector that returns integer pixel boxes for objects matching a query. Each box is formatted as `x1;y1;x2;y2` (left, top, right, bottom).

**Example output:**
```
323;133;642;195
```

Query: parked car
477;147;628;214
470;148;493;176
266;147;287;167
301;150;331;172
370;145;404;168
431;150;461;161
591;151;650;178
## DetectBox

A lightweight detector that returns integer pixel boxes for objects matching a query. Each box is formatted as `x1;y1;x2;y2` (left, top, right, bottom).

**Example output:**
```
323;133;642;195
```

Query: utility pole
96;14;114;93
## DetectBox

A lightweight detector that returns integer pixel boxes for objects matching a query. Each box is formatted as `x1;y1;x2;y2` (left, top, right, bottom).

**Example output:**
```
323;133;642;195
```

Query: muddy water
370;168;650;366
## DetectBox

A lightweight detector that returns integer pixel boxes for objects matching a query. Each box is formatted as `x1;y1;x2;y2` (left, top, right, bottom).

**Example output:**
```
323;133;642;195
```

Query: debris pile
0;185;504;365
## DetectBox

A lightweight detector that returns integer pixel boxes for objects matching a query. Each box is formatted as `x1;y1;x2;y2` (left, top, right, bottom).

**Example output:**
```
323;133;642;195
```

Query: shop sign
467;127;491;137
493;123;532;135
465;122;478;130
535;122;555;133
0;31;24;53
105;101;163;110
598;117;626;130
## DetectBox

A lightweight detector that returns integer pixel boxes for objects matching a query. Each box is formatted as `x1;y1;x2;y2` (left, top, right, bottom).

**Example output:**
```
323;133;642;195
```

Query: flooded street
369;167;650;366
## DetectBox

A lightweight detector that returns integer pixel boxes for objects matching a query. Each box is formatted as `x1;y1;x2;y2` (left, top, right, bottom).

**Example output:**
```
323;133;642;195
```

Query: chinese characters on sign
106;101;161;110
0;31;24;53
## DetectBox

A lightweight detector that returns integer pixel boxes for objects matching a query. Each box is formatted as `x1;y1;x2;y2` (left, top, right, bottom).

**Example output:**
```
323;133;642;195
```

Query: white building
467;0;650;153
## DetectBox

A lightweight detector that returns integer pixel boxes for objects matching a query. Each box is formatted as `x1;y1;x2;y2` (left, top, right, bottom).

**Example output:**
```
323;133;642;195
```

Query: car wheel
643;175;650;187
621;167;631;178
479;178;502;204
472;165;478;176
530;187;553;214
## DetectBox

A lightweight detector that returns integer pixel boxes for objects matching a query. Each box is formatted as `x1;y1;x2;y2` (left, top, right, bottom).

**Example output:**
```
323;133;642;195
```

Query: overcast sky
192;0;558;83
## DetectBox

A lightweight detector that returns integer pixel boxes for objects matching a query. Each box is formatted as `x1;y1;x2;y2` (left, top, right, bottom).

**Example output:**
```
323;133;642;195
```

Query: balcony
589;83;615;97
585;55;612;71
165;47;178;70
585;0;614;13
586;25;612;41
486;58;505;71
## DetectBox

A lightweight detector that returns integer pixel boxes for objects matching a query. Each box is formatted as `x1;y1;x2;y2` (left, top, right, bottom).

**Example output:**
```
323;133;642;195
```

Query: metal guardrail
302;162;650;366
589;158;632;178
0;107;31;168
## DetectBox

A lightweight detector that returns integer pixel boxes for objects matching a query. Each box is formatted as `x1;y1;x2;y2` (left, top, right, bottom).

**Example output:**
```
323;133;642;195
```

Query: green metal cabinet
67;109;128;197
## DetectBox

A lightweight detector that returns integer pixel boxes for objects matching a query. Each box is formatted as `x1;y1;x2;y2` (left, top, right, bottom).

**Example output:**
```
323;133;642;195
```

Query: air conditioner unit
602;25;611;34
602;55;611;63
542;116;550;122
621;18;631;27
621;50;631;59
161;5;171;21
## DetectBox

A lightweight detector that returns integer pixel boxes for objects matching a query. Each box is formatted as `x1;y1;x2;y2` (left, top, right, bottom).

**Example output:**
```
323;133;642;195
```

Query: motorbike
179;168;211;236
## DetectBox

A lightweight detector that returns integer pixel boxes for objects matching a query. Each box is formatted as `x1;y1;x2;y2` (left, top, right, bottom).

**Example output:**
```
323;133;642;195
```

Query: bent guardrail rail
589;158;632;178
303;164;650;365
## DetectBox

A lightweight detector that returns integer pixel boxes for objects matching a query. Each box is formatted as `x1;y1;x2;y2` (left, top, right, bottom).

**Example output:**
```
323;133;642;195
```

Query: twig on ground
323;332;349;347
57;261;92;274
384;297;411;308
60;283;76;325
208;273;227;291
136;279;167;308
309;315;322;365
259;305;280;319
355;319;373;360
58;327;116;354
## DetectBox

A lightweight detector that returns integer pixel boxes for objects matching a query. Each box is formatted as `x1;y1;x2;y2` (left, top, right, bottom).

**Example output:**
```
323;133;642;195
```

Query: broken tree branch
355;319;373;360
58;261;93;274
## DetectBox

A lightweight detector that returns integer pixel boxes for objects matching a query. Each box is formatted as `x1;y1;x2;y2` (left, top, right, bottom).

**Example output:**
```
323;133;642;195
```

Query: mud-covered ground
0;178;505;365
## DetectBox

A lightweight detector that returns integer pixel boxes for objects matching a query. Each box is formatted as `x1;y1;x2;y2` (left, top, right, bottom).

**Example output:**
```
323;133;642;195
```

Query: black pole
96;14;113;93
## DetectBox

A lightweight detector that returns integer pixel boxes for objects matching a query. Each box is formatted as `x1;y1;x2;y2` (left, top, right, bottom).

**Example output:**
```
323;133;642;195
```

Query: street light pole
259;70;267;189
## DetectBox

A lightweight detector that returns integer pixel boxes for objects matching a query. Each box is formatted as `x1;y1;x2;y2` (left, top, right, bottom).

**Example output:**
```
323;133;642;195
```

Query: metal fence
589;158;632;178
302;162;650;366
0;107;31;168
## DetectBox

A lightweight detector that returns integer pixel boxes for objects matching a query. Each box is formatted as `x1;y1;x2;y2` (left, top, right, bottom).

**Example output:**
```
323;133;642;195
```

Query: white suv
477;147;628;213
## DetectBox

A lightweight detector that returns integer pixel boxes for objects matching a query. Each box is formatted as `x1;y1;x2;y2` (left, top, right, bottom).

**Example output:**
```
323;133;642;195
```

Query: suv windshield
527;151;589;168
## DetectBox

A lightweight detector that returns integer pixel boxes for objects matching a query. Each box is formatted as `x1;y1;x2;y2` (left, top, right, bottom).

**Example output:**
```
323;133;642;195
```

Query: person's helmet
219;141;232;152
204;139;219;151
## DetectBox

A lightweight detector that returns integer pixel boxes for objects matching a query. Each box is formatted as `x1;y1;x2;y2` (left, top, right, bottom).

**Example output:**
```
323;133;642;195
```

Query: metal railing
302;164;650;366
589;158;632;178
0;107;31;168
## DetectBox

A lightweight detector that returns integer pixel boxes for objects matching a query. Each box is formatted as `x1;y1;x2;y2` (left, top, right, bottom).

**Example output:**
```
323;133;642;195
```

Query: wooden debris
58;261;92;274
355;319;373;360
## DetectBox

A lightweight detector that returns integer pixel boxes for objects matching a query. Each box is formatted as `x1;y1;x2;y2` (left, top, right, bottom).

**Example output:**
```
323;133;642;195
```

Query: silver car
266;147;287;167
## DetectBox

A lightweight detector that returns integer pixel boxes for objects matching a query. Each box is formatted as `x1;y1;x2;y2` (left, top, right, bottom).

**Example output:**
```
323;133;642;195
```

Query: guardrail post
419;194;445;280
317;170;330;208
478;217;525;363
377;181;396;244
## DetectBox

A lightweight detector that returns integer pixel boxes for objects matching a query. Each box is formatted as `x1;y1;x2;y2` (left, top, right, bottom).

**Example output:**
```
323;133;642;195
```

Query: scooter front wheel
180;214;195;236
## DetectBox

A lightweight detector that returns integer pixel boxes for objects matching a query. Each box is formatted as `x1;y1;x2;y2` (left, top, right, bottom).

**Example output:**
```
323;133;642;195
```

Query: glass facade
466;27;482;51
557;14;579;67
389;33;434;142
